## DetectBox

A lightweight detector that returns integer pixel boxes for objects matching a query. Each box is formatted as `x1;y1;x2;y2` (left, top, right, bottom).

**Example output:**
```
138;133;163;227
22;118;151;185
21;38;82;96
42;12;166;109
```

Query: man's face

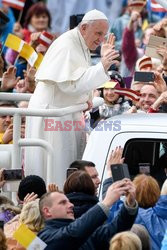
139;85;159;112
81;20;109;50
84;166;101;194
45;192;74;220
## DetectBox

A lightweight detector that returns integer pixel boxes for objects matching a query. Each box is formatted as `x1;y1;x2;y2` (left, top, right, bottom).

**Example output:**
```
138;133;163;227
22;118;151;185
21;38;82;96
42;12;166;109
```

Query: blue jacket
38;203;138;250
135;195;167;250
162;230;167;250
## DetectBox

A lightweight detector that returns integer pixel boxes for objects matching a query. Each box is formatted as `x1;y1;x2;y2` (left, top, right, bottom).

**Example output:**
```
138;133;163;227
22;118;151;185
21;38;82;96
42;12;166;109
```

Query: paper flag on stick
38;31;54;48
13;224;47;250
115;88;141;101
19;43;38;67
5;33;25;52
2;0;25;10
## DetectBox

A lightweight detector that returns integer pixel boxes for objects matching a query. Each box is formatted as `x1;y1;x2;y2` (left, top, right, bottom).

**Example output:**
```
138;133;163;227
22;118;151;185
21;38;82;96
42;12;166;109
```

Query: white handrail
0;94;104;185
18;138;55;184
0;92;32;101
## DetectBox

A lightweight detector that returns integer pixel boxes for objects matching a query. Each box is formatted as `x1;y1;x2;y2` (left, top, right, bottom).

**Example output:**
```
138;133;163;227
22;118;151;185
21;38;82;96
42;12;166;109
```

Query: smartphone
139;163;150;175
66;168;78;178
3;169;23;181
134;71;155;83
0;220;4;231
145;35;167;60
111;163;130;182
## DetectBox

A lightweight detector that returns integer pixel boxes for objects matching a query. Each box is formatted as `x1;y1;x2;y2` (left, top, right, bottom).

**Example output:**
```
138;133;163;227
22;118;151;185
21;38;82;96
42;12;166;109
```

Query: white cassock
25;27;109;188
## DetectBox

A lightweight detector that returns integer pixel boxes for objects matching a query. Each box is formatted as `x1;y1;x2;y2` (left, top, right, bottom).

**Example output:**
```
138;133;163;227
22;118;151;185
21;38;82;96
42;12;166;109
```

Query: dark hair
24;2;51;29
18;175;47;201
109;71;125;88
69;160;95;170
64;171;95;196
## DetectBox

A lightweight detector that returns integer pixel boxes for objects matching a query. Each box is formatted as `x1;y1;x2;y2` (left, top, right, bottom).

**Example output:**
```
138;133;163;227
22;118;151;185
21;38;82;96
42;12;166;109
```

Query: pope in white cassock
25;9;119;187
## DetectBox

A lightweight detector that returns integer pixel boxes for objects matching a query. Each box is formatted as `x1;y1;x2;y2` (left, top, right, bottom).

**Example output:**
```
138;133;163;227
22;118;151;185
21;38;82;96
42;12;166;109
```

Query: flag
4;33;25;52
115;88;141;101
19;43;38;67
38;31;54;48
5;34;43;68
34;53;44;69
2;0;25;10
151;0;167;12
13;224;47;250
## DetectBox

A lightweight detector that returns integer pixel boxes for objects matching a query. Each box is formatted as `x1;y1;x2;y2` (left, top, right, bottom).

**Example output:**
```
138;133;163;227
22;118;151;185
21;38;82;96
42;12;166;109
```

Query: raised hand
0;169;5;188
2;124;13;144
48;183;59;192
154;71;167;93
102;179;131;207
1;66;20;91
101;33;115;57
23;192;38;205
106;147;125;177
24;66;36;93
13;22;23;39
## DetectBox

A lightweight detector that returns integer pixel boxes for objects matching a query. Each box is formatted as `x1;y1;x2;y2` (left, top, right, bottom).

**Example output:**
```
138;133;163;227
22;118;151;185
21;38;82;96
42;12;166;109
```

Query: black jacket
66;192;99;218
38;203;138;250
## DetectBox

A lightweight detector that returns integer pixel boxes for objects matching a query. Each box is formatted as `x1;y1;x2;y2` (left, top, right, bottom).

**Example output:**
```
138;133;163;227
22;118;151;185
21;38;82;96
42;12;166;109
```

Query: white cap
82;9;108;22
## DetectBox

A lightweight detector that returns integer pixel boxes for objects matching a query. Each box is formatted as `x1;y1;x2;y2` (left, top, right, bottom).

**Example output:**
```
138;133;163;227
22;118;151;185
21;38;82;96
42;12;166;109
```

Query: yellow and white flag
34;53;44;69
13;224;47;250
4;33;25;52
19;43;38;67
5;34;43;68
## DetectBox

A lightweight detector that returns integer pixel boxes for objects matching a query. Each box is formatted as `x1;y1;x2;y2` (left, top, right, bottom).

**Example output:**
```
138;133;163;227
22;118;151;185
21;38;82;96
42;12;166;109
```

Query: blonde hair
161;179;167;195
19;199;44;233
110;231;142;250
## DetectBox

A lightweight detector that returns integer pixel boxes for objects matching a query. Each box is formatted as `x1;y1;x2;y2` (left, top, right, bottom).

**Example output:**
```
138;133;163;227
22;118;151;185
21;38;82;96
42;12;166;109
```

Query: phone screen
139;163;150;175
3;169;23;181
134;71;155;82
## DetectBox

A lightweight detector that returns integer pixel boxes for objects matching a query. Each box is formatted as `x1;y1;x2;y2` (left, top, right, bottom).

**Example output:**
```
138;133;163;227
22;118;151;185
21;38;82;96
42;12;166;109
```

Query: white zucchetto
82;9;108;22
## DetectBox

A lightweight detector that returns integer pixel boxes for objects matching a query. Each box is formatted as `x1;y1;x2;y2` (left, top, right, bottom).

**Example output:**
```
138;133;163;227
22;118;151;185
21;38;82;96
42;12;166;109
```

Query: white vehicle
83;113;167;191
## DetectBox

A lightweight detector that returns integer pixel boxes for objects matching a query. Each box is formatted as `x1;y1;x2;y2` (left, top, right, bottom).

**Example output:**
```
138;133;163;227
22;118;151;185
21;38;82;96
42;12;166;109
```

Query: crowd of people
0;0;167;249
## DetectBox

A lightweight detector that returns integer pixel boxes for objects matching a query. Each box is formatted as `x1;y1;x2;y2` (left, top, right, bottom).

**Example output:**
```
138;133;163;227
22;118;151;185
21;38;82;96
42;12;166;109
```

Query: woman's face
103;88;119;104
30;13;49;31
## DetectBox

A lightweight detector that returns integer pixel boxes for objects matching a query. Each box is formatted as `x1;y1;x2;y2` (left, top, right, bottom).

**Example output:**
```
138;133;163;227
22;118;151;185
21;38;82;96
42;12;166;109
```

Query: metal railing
0;93;104;184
